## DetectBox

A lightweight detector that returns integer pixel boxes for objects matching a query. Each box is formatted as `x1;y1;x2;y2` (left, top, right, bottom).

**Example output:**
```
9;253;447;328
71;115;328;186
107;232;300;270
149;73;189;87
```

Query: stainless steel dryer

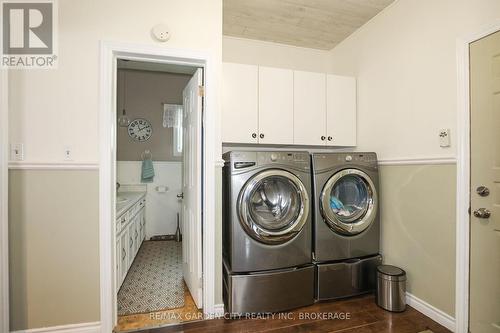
222;151;314;314
312;152;382;300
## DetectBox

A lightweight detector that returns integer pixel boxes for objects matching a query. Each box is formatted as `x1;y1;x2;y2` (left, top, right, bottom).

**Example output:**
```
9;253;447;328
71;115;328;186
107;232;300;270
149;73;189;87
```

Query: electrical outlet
10;143;24;161
64;146;73;161
439;129;451;147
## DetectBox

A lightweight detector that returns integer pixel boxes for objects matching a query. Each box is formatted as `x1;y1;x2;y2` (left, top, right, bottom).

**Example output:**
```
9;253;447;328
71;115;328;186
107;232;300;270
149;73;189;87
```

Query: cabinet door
116;236;121;293
140;209;146;241
327;75;357;146
132;214;139;254
258;66;294;144
120;230;128;284
222;63;258;143
293;71;327;145
127;222;135;269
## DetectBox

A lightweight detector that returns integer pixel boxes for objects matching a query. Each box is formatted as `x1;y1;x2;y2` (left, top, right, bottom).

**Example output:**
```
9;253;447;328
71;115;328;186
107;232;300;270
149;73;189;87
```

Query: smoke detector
151;24;171;42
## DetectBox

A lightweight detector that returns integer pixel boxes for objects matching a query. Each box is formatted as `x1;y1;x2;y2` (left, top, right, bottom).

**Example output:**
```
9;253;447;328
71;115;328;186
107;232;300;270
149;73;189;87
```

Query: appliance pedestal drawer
315;254;382;300
223;264;314;314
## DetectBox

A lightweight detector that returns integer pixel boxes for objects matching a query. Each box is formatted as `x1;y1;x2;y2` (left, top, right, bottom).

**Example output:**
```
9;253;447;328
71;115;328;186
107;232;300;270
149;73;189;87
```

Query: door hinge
198;85;205;97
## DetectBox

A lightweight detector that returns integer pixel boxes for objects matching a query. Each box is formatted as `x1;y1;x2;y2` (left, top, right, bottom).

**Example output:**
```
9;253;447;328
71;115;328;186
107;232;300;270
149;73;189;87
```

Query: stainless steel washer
312;152;382;300
222;151;314;313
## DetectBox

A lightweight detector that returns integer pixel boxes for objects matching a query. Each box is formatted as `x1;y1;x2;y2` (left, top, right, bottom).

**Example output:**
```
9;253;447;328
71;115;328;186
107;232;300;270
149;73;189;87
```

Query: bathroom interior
113;59;201;331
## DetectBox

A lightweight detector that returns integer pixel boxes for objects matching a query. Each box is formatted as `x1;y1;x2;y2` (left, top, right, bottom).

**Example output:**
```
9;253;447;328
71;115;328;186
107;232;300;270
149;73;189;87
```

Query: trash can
376;265;406;312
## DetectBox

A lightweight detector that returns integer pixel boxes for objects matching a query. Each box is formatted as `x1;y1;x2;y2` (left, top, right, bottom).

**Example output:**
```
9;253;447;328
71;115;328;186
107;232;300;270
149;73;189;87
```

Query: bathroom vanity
115;191;146;293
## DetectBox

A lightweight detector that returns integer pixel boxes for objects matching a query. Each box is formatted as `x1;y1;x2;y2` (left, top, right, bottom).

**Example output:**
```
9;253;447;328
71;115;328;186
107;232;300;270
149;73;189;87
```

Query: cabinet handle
321;136;326;141
259;133;265;139
252;133;257;139
328;136;333;141
122;248;126;260
130;238;133;248
135;230;138;239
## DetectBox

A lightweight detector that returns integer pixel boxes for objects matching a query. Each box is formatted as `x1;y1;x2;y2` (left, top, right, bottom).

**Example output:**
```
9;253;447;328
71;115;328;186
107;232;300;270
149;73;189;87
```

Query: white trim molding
455;19;500;333
378;156;456;166
213;304;225;318
8;162;99;170
10;322;100;333
406;293;455;332
99;41;218;332
1;65;9;333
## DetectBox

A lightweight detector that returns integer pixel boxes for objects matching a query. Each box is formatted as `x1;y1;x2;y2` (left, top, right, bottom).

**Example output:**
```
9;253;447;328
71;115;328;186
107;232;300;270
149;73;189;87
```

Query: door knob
177;193;184;199
473;208;491;219
476;186;490;197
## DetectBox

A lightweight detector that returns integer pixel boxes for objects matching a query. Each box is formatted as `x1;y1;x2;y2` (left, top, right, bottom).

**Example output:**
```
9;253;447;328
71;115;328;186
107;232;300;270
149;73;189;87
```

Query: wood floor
115;285;202;332
132;294;451;333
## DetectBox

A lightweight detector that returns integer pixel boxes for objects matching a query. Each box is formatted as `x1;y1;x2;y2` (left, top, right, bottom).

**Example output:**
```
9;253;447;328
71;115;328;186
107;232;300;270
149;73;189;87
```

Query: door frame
456;20;500;333
99;41;218;332
0;67;9;333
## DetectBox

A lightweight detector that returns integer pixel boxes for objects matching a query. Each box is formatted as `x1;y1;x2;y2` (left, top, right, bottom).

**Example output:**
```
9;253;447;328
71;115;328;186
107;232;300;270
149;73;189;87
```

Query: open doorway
113;59;204;331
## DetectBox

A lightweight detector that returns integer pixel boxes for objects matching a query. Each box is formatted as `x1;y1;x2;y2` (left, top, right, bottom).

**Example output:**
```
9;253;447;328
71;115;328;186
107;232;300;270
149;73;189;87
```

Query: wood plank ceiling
223;0;395;50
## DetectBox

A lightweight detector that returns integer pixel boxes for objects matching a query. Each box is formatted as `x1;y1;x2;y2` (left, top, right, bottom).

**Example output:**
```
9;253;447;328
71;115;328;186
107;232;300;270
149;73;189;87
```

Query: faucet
116;182;121;192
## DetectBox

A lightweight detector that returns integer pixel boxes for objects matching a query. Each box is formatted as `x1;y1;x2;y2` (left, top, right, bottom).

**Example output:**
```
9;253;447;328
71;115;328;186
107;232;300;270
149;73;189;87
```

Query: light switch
439;129;450;148
10;143;24;161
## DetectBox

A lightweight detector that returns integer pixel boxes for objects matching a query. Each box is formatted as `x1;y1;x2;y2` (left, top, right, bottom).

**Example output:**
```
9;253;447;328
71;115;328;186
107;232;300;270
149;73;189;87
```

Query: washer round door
320;169;378;236
238;169;310;244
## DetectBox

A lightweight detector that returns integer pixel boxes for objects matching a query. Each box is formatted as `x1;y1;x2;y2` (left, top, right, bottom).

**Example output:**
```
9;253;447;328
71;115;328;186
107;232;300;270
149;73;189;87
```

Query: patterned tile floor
116;240;202;332
116;285;202;332
118;241;185;316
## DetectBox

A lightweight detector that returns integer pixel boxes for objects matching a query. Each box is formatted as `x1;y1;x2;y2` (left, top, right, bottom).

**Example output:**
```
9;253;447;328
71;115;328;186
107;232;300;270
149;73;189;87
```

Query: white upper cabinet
293;71;327;146
258;66;294;144
222;63;258;144
221;62;356;147
327;75;357;146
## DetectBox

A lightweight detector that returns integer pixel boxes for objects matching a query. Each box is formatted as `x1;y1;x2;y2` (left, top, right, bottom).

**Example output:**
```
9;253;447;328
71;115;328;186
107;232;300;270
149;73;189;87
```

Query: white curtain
162;104;183;128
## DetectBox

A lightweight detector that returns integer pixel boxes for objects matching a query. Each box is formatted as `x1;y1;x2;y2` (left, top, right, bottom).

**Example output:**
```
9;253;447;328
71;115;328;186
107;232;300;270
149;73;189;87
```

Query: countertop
116;191;146;217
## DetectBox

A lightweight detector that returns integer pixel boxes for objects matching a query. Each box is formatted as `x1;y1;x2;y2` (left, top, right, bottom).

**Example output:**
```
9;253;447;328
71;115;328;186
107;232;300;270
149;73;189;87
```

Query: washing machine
222;151;314;313
312;152;382;300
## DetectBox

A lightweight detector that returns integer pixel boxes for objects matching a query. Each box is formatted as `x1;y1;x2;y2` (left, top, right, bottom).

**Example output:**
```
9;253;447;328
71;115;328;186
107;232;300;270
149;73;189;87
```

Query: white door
293;70;326;146
182;68;203;309
222;63;258;144
258;66;294;144
326;75;357;146
469;30;500;333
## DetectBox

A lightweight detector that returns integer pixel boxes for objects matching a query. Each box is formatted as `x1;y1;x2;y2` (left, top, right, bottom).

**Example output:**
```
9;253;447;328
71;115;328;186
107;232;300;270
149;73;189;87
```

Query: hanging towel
141;159;155;183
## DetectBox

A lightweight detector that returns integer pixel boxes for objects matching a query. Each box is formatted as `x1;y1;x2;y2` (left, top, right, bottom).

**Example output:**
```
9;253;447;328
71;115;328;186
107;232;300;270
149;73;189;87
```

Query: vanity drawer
116;212;129;234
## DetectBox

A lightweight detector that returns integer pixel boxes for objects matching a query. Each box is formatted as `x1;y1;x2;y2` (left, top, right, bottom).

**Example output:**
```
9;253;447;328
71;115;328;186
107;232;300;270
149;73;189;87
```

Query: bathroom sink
116;196;129;203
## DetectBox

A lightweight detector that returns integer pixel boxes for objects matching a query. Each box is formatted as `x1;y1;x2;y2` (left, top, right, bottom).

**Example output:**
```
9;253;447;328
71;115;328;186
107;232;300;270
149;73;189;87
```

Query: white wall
326;0;500;318
7;0;223;330
9;0;222;164
223;36;333;73
117;161;182;238
329;0;500;160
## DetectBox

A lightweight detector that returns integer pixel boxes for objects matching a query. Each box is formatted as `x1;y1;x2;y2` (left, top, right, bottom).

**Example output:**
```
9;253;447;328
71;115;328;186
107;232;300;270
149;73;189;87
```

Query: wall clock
127;118;153;142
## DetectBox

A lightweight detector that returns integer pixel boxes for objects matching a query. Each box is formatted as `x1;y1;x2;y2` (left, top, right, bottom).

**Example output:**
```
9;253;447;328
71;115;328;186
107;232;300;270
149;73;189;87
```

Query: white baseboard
406;293;456;332
11;322;100;333
213;303;225;317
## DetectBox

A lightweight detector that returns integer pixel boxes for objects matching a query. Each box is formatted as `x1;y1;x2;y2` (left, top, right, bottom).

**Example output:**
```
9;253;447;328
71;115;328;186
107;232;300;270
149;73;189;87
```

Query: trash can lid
377;265;406;277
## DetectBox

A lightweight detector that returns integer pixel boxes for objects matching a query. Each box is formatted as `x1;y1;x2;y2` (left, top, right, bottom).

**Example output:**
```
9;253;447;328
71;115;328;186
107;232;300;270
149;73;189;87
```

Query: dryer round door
237;169;310;245
320;169;378;236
